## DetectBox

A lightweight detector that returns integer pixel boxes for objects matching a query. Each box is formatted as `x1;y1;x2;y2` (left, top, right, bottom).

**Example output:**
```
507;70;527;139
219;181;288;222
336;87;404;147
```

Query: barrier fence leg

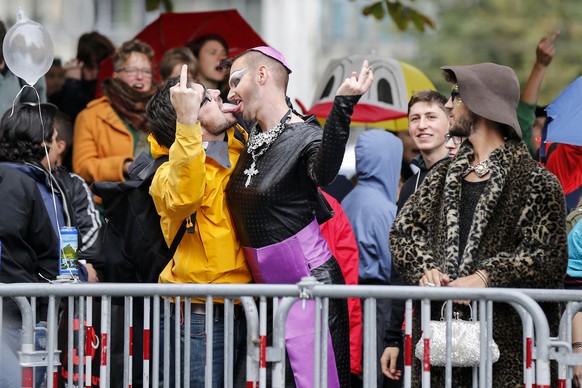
205;296;214;388
536;359;551;388
321;297;330;388
162;297;170;388
524;313;534;388
65;297;74;387
143;296;151;388
259;296;267;387
224;298;234;388
83;296;91;388
272;297;296;388
15;296;35;388
421;299;431;388
314;297;322;387
240;296;258;388
362;297;376;388
22;364;34;388
100;295;110;388
46;295;61;388
151;296;161;388
404;299;413;388
174;296;181;388
123;296;134;388
184;297;192;387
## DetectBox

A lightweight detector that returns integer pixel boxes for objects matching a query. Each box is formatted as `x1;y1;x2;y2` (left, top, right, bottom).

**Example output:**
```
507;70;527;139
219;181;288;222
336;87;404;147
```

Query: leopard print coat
390;139;567;387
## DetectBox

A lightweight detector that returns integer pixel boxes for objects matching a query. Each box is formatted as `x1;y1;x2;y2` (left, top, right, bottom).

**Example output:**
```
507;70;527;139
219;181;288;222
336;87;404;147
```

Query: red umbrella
95;9;267;96
135;9;267;63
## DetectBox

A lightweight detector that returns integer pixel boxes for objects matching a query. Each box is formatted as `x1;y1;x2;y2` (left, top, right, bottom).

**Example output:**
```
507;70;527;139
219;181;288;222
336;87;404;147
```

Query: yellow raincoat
149;122;252;287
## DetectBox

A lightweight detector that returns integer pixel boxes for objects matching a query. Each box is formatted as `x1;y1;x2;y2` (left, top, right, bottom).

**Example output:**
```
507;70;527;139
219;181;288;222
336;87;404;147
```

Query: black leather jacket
227;95;359;248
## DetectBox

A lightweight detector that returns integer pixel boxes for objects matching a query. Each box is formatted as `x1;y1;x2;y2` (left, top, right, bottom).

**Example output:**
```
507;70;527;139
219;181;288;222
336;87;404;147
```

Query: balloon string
9;83;31;117
33;90;64;260
9;84;45;128
10;82;70;277
29;87;64;263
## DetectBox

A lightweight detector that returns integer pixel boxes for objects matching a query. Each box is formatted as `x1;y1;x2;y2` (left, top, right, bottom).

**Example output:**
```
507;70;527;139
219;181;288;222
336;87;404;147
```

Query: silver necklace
463;158;491;178
243;109;292;187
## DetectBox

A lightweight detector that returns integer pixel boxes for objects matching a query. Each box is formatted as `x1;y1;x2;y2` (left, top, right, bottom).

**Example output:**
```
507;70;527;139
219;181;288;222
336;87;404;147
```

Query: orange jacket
73;96;134;184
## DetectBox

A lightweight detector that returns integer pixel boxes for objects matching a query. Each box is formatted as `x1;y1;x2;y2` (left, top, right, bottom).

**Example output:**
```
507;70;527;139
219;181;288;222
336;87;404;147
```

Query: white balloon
2;8;54;86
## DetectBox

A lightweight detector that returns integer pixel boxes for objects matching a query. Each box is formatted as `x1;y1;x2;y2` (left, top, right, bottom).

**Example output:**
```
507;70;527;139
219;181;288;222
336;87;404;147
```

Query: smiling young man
146;65;252;387
396;90;450;210
381;90;450;384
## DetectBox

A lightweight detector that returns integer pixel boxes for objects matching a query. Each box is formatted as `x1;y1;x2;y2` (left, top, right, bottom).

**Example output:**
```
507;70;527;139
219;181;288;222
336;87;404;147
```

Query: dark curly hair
145;75;185;149
0;103;57;163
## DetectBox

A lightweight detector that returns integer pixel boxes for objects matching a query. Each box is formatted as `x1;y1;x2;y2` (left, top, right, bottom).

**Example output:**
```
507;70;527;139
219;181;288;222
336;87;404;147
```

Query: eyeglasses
445;133;464;145
200;85;212;108
117;67;153;77
451;83;460;101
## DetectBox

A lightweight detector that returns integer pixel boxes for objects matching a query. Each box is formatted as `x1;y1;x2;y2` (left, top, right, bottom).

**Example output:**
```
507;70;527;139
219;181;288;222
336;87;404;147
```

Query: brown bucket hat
441;63;522;139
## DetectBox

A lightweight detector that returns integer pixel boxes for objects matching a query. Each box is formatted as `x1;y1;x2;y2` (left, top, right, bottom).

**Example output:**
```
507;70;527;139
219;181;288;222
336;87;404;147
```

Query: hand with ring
419;268;450;287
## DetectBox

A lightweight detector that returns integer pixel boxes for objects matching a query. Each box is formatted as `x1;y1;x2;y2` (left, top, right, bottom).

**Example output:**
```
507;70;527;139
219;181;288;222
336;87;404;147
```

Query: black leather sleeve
308;95;360;186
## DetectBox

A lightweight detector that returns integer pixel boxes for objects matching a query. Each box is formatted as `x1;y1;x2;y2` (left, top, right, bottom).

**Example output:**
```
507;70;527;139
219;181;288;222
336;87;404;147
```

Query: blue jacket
1;162;69;234
341;130;402;283
568;220;582;278
0;162;102;269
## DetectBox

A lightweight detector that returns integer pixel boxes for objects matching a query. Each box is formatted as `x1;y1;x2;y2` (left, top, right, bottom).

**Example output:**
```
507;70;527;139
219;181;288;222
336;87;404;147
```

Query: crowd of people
0;14;580;388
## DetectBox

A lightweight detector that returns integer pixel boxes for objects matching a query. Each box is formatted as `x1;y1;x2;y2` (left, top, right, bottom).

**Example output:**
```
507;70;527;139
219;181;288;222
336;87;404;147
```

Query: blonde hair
159;47;198;81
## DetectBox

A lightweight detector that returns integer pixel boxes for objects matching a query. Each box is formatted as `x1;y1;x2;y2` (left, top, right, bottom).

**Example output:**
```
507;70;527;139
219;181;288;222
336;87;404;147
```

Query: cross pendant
244;161;259;187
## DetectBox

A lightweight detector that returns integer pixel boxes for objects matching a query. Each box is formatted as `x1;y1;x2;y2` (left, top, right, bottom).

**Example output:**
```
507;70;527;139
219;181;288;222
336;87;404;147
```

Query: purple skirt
243;219;341;388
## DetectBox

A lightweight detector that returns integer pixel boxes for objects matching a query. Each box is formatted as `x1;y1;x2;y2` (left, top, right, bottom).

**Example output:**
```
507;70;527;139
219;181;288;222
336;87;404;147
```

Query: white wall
260;0;322;108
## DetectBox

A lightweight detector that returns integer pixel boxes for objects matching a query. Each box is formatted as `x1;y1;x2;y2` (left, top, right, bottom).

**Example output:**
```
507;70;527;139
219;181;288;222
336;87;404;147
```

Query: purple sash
243;219;340;388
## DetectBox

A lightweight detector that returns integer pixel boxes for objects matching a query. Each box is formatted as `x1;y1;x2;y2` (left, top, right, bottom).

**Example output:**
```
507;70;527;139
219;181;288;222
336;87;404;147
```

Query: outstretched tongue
222;102;242;114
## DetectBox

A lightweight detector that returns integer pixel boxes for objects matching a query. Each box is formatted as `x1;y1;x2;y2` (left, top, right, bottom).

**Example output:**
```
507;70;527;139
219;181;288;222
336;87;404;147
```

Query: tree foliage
147;0;580;103
405;0;582;104
362;1;436;32
145;0;173;12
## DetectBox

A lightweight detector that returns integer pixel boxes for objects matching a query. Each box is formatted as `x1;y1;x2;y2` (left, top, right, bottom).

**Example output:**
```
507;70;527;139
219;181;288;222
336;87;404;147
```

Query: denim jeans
159;307;246;388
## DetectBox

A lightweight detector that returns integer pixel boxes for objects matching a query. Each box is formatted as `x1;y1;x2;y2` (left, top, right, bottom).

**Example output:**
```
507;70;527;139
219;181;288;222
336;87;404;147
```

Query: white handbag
415;302;500;367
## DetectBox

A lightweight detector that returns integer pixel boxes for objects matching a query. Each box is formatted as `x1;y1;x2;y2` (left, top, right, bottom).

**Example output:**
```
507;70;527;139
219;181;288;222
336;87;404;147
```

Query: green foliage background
407;0;582;104
147;0;580;104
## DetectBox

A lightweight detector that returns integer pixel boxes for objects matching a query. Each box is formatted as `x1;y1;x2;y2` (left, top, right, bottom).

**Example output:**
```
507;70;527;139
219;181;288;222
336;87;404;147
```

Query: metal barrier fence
1;278;582;387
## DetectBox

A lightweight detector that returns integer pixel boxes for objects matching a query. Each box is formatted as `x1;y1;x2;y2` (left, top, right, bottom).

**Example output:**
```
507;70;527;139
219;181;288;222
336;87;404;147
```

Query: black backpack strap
136;154;169;182
167;213;195;259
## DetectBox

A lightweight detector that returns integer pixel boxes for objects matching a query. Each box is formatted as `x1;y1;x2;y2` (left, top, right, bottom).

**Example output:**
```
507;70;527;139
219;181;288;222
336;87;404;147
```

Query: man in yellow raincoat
145;65;251;387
